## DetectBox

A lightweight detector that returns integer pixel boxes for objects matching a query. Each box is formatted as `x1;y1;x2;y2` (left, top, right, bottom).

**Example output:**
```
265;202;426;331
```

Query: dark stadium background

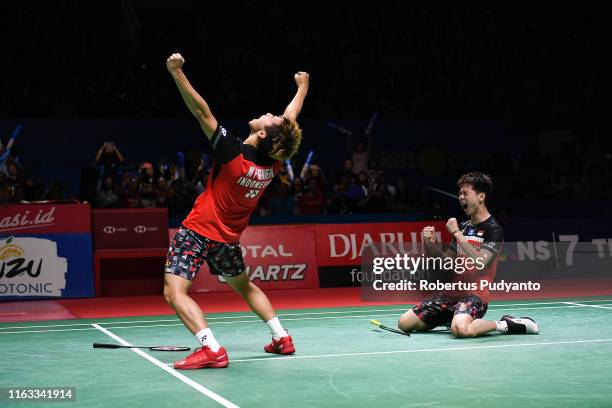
1;1;610;221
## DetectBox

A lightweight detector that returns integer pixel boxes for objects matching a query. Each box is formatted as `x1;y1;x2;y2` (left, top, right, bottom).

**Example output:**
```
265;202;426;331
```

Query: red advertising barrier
166;222;451;292
0;203;90;234
314;222;450;267
168;225;319;292
314;221;450;287
93;208;169;250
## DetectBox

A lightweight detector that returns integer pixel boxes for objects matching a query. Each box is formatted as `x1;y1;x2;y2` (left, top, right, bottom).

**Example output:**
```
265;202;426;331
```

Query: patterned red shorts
165;227;245;281
411;294;488;329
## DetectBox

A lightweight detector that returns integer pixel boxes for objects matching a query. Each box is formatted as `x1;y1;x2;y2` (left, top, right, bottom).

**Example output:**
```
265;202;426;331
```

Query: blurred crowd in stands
81;129;611;219
0;123;610;219
84;127;420;218
88;136;407;218
0;128;71;205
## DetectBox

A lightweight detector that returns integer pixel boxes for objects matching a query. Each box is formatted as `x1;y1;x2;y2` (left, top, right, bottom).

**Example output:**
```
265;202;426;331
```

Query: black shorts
164;226;245;281
411;294;488;330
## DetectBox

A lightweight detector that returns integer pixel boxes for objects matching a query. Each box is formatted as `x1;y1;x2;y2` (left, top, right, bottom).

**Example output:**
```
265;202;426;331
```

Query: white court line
0;313;408;334
0;327;102;335
92;324;239;408
1;304;609;335
3;299;612;331
111;304;608;328
221;338;612;363
564;302;612;311
0;308;407;330
0;308;415;330
0;313;404;334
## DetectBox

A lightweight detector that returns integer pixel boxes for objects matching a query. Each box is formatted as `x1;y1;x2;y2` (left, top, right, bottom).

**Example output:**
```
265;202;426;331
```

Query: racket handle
93;343;123;349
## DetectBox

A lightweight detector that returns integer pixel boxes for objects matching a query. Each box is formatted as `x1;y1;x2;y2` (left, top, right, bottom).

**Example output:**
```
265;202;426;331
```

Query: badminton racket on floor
370;319;411;337
93;342;190;351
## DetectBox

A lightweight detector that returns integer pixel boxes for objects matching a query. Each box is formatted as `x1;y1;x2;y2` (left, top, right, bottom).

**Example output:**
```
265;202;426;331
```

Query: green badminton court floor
1;297;612;407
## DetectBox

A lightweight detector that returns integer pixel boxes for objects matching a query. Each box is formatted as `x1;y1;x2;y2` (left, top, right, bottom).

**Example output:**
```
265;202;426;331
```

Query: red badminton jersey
182;124;280;243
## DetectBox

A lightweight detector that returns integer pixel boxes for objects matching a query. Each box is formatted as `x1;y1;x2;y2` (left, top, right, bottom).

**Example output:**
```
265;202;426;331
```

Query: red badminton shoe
173;346;229;369
264;332;295;355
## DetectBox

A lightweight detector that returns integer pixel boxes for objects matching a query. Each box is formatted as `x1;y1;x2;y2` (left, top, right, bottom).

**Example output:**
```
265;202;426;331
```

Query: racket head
149;346;191;352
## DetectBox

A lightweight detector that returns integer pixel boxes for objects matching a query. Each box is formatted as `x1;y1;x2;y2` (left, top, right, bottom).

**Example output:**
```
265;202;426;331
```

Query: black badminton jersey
182;124;281;243
448;216;504;302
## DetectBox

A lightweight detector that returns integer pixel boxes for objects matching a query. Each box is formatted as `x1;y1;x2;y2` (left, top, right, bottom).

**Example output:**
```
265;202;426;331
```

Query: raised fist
422;226;436;243
294;71;310;88
446;218;459;234
166;53;185;73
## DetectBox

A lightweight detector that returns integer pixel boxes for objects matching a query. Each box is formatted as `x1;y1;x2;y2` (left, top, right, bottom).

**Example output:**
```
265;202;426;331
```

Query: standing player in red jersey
163;53;309;369
397;172;540;337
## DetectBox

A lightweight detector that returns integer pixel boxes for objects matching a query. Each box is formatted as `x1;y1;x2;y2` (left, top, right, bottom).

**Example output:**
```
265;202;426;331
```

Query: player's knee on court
397;315;410;332
451;307;480;338
450;322;474;338
398;310;425;332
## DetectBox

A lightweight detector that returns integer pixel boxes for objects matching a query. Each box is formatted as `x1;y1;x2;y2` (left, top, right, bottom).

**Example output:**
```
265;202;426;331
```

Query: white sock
266;317;287;340
495;320;508;333
195;328;220;352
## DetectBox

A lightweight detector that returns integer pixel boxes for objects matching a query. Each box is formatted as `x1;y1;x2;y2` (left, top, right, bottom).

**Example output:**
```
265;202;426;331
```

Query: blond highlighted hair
265;117;303;161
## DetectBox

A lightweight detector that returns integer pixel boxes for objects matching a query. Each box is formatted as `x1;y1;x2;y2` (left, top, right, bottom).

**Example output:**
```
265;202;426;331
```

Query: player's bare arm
445;217;495;266
283;72;309;122
166;53;218;139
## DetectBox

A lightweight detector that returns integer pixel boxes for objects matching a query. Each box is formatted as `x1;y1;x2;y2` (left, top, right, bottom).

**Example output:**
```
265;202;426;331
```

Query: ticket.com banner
0;203;94;299
168;225;320;292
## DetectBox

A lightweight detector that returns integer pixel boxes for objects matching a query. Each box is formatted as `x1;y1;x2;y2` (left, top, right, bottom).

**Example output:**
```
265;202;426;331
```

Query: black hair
457;172;493;202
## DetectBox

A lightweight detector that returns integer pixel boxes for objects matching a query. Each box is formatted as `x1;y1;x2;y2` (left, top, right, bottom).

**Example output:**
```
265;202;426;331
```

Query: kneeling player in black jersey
398;172;539;337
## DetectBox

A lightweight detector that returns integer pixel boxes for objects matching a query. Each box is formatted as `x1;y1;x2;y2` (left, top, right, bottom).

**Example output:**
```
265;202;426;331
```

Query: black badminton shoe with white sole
501;315;540;334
